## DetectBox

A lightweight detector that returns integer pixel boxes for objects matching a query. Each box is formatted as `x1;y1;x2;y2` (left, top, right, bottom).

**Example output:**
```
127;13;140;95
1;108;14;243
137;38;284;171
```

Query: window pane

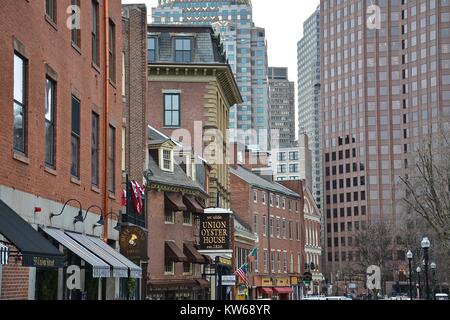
172;95;179;110
109;126;115;192
71;97;80;135
164;111;172;126
183;39;191;50
13;103;25;152
45;121;54;166
175;39;183;50
14;55;24;103
172;111;179;126
183;51;191;62
91;113;99;186
71;135;79;177
45;79;54;121
148;38;155;50
164;95;172;109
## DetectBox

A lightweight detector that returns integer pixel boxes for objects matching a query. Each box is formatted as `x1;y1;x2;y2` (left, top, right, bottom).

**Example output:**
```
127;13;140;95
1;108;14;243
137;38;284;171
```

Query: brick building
230;149;306;300
145;127;210;300
0;0;141;300
303;188;324;295
121;4;149;300
146;24;242;209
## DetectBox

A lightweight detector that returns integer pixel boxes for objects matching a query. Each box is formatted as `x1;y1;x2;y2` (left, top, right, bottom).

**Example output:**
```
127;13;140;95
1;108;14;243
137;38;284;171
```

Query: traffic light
310;262;315;270
304;262;309;271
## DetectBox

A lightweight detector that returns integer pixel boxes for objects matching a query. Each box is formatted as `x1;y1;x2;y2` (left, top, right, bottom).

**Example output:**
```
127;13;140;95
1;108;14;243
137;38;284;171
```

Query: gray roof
230;166;300;198
147;156;207;196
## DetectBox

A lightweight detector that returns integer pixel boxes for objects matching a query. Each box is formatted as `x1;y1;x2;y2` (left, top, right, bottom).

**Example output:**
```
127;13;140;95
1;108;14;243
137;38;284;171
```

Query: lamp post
421;237;431;300
406;250;413;300
430;262;436;300
416;266;421;299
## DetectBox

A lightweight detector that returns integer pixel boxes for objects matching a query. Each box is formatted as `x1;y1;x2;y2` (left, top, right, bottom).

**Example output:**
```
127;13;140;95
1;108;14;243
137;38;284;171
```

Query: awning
202;255;213;264
183;196;204;214
196;279;210;288
0;243;8;265
86;235;142;279
260;288;273;295
66;232;129;278
273;287;293;294
165;193;187;211
165;241;187;263
183;242;205;264
42;228;110;278
0;200;64;268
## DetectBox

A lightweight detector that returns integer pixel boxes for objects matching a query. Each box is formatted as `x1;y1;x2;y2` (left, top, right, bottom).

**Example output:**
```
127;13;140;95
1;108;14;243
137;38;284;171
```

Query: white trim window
160;148;174;172
165;261;175;275
253;190;258;203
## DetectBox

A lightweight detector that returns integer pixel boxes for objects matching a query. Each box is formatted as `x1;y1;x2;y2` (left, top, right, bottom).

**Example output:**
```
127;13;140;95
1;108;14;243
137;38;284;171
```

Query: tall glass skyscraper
153;0;270;149
321;0;450;283
298;7;322;209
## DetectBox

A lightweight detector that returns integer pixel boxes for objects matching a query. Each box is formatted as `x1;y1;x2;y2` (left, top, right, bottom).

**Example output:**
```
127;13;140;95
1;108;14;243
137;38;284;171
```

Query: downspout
103;0;110;243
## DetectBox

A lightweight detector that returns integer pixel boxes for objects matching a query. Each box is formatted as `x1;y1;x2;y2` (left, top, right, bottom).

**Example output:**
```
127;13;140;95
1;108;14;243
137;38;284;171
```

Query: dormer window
175;38;192;62
159;148;174;172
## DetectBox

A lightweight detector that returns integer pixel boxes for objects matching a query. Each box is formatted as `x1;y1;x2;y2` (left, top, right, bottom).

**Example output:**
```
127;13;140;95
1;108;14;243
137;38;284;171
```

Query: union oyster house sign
199;210;231;251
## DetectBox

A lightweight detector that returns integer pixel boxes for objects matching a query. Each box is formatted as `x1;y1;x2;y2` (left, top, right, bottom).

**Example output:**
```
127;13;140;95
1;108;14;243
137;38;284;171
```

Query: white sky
122;0;321;137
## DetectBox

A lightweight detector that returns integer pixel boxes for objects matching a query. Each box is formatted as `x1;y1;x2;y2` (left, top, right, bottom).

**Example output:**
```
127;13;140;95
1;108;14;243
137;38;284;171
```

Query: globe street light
406;250;413;300
416;266;421;299
421;237;431;300
431;262;436;300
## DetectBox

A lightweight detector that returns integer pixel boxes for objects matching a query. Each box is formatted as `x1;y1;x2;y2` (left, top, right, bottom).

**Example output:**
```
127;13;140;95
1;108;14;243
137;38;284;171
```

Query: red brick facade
0;0;122;299
230;169;306;299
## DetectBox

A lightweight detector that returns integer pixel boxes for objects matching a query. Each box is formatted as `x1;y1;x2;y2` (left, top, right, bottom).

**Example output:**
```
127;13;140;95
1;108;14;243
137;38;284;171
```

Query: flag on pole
248;248;257;263
235;263;249;287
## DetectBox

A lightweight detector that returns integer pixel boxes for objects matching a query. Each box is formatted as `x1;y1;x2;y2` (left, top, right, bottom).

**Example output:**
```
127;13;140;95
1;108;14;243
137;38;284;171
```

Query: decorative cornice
148;63;242;106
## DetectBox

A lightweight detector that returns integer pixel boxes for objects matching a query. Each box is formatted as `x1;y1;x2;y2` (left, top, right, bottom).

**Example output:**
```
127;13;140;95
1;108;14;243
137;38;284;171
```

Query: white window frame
159;148;174;172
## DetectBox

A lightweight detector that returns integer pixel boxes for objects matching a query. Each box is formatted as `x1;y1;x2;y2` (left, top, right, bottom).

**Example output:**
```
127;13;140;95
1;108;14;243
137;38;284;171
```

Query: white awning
66;232;129;278
0;243;8;265
42;228;110;278
87;236;142;279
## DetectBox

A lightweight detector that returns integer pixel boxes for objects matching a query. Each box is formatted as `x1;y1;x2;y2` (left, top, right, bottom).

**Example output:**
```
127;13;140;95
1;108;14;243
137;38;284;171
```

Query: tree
400;129;450;249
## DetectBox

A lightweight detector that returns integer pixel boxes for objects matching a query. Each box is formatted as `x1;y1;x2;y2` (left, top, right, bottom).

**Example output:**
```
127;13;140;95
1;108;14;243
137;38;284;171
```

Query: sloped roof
230;166;300;198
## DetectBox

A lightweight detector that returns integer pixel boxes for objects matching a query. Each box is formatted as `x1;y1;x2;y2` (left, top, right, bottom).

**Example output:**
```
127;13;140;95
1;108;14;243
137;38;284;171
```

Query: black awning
165;241;187;263
0;200;64;268
183;196;204;214
183;242;205;264
165;193;187;212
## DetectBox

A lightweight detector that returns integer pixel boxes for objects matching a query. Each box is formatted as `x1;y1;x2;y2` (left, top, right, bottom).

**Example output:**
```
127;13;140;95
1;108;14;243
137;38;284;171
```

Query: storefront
255;276;293;300
35;228;142;300
147;279;209;300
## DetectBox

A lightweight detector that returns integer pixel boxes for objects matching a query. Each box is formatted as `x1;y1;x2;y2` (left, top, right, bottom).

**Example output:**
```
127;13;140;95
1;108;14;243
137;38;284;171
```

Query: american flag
235;263;249;287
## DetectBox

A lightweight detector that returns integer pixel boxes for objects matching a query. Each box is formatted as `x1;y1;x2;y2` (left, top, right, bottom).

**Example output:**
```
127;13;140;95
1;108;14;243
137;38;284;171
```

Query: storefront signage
222;275;236;286
260;277;291;287
199;213;231;251
31;256;58;268
217;256;232;267
66;265;81;290
119;226;148;261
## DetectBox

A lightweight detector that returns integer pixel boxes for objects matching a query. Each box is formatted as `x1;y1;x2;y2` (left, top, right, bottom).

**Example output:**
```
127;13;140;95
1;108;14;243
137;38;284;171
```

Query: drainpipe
103;0;110;243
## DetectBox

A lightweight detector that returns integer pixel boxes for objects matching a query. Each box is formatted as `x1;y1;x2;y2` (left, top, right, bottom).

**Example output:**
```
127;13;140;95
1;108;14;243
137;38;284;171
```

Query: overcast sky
122;0;321;136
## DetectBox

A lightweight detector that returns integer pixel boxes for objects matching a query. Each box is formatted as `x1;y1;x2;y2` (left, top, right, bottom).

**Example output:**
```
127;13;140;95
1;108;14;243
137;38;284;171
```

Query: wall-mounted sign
199;213;231;251
222;275;236;286
119;226;148;261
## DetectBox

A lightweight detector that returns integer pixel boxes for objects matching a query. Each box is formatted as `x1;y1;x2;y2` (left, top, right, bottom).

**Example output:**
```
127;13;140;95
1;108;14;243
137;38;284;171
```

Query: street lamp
406;250;413;300
421;237;431;300
416;266;421;299
430;262;436;300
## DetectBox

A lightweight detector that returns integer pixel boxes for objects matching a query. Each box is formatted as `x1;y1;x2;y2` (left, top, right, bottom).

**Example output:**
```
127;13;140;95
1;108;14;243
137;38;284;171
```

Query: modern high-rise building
297;7;322;210
321;0;450;288
268;67;296;148
152;0;270;149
